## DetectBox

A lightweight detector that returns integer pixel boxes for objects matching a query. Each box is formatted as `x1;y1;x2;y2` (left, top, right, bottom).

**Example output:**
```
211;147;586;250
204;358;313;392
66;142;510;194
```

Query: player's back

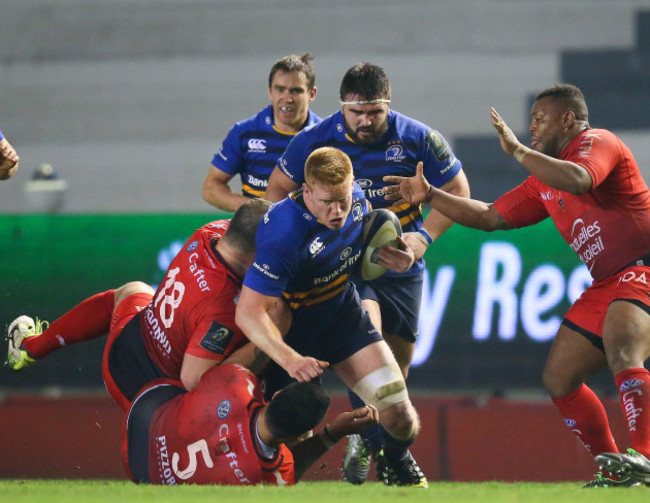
140;220;246;377
146;364;295;485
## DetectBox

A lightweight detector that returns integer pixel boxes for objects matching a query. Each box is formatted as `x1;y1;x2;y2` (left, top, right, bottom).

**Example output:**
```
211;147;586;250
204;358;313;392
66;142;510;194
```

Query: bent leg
21;289;117;359
604;300;650;458
102;282;155;411
543;323;617;456
333;340;419;443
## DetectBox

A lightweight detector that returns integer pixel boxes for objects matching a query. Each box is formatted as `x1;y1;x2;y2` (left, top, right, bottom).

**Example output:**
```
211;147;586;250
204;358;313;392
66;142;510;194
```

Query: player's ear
562;110;576;129
308;86;317;102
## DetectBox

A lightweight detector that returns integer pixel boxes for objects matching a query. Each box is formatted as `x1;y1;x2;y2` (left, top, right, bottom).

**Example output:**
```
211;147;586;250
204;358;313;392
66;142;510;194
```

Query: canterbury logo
247;139;267;152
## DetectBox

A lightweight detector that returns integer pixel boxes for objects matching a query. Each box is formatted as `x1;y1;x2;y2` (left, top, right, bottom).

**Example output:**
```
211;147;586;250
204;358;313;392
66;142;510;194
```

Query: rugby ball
360;209;402;280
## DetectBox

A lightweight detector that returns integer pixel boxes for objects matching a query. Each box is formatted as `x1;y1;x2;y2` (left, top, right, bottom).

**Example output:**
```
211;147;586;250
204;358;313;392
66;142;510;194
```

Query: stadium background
1;0;650;482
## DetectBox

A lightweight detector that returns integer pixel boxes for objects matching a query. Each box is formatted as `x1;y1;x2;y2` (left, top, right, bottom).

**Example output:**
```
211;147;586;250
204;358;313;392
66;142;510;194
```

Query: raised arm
491;107;592;195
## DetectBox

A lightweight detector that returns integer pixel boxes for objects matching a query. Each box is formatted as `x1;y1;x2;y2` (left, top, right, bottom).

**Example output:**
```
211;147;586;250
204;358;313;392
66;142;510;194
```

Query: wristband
320;426;339;448
513;144;531;163
417;228;433;245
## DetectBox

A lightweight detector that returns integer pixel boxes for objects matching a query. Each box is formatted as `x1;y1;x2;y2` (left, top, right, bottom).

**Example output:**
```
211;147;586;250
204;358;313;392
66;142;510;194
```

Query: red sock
22;290;115;359
615;367;650;458
551;383;618;456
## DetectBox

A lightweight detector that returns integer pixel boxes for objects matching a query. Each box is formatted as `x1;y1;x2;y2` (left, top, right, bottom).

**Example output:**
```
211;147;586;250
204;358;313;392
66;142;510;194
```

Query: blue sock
347;389;384;454
381;430;412;461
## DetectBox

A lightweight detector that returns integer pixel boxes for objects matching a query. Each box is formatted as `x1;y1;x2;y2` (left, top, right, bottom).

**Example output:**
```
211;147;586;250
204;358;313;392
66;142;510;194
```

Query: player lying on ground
6;199;289;411
123;362;379;485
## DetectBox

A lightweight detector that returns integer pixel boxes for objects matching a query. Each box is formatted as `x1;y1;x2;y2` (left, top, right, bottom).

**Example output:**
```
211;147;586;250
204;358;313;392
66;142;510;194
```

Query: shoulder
306;109;323;127
300;111;341;138
258;198;312;243
390;110;431;137
230;106;273;131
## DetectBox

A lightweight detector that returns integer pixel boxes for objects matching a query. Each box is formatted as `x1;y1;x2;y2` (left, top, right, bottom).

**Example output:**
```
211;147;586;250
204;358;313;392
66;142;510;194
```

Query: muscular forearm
202;185;249;212
291;427;341;481
427;188;507;232
236;308;298;369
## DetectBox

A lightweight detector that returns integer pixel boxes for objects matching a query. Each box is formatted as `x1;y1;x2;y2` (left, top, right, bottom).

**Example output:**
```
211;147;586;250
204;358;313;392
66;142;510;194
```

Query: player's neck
214;240;253;279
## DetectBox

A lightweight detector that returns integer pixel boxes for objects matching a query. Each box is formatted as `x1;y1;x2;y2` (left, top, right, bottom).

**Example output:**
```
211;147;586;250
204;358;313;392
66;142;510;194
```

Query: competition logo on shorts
620;379;644;392
217;400;231;419
187;240;199;252
385;144;406;162
200;322;235;355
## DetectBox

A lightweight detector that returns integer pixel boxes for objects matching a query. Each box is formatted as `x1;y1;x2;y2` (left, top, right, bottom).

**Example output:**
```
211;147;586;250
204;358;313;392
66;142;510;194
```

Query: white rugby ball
360;208;402;280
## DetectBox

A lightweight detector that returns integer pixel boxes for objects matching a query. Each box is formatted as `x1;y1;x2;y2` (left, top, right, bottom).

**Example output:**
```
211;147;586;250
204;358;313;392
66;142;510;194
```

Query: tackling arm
383;162;511;232
180;353;218;391
291;405;379;481
404;168;471;259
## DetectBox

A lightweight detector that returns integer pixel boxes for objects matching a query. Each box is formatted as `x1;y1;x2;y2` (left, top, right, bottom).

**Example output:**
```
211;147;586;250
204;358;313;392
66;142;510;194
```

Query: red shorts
564;264;650;338
101;292;154;411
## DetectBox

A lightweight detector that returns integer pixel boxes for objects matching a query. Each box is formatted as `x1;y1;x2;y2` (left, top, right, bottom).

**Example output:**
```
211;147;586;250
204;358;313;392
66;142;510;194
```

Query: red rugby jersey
140;220;247;378
147;364;295;485
494;129;650;281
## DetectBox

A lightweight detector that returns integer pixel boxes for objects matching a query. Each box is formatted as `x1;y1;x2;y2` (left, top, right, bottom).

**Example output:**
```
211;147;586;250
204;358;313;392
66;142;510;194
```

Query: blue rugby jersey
0;130;4;141
243;183;368;311
278;110;461;230
212;106;321;199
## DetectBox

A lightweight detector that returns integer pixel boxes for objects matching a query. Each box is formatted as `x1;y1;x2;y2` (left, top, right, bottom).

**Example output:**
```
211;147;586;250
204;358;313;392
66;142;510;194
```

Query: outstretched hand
490;107;521;156
382;161;432;205
328;405;379;439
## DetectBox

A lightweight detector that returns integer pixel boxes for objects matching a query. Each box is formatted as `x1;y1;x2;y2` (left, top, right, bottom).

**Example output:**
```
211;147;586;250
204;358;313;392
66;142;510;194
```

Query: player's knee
351;362;408;412
542;366;580;398
115;281;155;304
380;401;420;441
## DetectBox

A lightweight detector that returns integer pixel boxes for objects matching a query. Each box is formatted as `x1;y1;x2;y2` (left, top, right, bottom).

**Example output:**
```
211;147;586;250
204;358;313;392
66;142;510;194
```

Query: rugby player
264;62;469;485
384;84;650;488
123;362;379;485
6;199;286;411
202;53;321;211
235;146;428;487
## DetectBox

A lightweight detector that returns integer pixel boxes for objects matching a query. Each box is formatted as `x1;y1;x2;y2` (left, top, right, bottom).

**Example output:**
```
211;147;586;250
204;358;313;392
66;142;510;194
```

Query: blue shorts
261;282;382;398
355;271;423;343
286;282;382;364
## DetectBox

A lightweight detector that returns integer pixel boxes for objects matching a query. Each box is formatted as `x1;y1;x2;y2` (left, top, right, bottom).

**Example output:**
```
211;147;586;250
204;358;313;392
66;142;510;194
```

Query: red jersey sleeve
493;176;550;228
565;129;625;189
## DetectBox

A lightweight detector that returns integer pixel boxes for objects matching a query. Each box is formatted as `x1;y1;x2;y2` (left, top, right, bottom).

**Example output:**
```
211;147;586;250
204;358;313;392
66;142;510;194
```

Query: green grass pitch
1;480;649;503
